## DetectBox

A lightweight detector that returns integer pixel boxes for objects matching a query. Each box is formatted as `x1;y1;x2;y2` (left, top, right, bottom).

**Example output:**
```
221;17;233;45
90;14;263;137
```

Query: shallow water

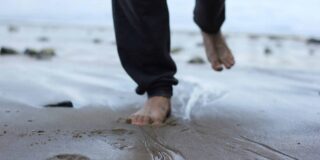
0;25;320;160
0;25;319;110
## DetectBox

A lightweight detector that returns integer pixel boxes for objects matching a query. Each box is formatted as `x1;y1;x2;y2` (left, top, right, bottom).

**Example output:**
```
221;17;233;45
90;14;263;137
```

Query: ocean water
0;0;319;36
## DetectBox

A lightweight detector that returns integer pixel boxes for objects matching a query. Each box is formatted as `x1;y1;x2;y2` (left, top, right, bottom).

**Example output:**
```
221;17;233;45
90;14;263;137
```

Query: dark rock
171;47;183;54
0;47;19;55
32;130;45;134
307;38;320;45
24;48;39;57
8;25;18;33
248;34;259;40
188;56;205;64
268;35;283;40
47;154;90;160
38;36;49;42
264;47;272;55
93;38;102;44
24;48;55;59
44;101;73;108
37;48;56;59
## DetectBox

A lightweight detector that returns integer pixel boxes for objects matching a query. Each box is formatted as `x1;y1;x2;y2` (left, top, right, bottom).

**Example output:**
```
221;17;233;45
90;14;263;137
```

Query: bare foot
128;96;171;126
202;31;235;71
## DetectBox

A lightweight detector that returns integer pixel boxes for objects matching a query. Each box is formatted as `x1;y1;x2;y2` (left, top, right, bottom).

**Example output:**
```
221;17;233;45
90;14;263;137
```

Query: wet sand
0;25;320;160
1;90;320;160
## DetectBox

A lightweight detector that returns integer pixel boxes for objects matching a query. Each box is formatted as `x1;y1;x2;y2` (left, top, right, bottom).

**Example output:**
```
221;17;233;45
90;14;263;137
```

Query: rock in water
38;36;49;42
44;101;73;108
47;154;90;160
24;48;55;60
171;47;183;54
188;56;205;64
37;48;56;59
93;38;102;44
0;47;19;55
24;48;39;57
264;47;272;55
307;38;320;45
8;25;18;33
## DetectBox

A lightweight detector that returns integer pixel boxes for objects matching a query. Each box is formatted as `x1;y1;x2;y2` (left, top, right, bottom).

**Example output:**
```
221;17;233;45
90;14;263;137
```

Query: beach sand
0;25;320;160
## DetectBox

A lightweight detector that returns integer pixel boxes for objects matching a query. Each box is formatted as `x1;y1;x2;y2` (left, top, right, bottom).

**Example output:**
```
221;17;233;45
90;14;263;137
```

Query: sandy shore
1;89;320;160
0;25;320;160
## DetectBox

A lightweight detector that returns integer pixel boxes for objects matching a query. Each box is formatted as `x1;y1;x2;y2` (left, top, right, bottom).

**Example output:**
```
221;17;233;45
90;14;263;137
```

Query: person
112;0;235;126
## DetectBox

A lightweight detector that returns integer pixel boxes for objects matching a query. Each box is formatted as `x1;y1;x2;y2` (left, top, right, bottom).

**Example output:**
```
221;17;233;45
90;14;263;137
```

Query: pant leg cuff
147;86;173;98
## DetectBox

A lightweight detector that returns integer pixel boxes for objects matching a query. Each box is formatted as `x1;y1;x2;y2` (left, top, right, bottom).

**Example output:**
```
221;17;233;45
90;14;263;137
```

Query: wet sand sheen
1;89;319;160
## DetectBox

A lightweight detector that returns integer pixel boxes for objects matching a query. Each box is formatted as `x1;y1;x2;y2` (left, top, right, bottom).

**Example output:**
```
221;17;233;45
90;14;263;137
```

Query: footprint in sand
47;154;90;160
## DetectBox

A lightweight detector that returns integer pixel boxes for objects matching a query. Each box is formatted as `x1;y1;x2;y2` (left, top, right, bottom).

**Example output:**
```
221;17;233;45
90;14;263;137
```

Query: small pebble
249;34;259;40
93;38;102;44
8;26;18;33
171;47;183;54
188;56;205;64
38;36;49;42
264;47;272;55
37;48;56;59
24;48;38;57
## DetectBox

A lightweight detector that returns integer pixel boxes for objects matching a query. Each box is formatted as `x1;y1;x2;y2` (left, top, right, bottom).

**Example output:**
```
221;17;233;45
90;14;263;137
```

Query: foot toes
220;58;231;69
226;57;235;69
143;116;153;124
129;116;136;125
224;60;233;69
229;57;235;66
131;115;141;125
211;61;223;71
130;115;153;126
136;115;145;125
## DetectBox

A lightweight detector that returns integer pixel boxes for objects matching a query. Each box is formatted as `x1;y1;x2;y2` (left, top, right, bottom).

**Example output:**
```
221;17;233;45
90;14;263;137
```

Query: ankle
148;96;170;102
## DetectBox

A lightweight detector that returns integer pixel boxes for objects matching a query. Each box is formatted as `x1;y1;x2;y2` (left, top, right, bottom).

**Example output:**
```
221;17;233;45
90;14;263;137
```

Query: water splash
174;83;227;121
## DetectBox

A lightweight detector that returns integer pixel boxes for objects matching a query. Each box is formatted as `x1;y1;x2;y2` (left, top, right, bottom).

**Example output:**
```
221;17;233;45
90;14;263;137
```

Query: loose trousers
112;0;225;97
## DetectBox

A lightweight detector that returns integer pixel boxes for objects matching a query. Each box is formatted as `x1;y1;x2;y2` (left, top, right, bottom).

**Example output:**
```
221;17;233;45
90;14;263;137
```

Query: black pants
112;0;225;97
